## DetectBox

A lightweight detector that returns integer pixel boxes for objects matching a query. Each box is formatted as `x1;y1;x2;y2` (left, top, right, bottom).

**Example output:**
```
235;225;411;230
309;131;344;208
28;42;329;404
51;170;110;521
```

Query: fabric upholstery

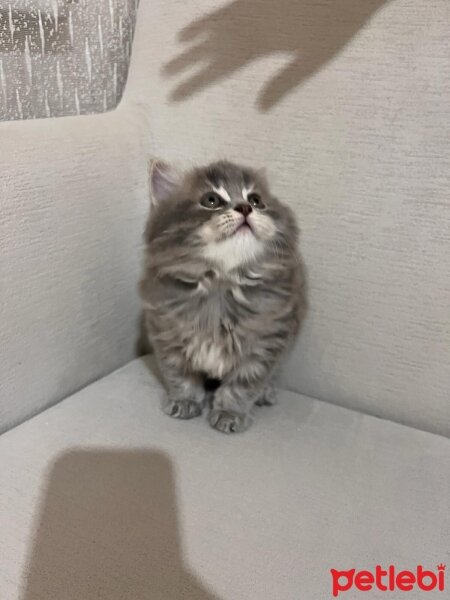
0;357;449;600
0;110;149;432
1;0;449;436
0;0;138;120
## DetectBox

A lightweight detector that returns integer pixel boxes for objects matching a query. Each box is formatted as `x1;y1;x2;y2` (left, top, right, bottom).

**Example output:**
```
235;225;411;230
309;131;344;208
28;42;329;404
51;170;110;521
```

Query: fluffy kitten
140;160;306;433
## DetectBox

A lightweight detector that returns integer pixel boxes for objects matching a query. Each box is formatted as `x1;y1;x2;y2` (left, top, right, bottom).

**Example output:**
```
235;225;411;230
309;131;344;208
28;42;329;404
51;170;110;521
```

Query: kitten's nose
234;203;252;217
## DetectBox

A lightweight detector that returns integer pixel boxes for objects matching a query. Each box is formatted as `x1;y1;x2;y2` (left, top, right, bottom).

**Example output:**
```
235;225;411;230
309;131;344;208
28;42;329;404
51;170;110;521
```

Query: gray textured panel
0;0;138;120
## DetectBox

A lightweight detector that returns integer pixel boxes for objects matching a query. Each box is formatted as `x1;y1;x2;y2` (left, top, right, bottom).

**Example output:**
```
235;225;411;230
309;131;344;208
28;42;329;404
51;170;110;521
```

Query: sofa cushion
0;356;449;599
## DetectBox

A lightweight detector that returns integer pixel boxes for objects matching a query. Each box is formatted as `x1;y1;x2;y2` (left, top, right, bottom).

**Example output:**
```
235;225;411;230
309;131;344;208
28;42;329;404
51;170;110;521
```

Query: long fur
140;160;306;433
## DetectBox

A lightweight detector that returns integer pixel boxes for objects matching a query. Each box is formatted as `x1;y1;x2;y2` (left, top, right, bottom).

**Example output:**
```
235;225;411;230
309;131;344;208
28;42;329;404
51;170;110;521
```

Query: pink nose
235;204;252;217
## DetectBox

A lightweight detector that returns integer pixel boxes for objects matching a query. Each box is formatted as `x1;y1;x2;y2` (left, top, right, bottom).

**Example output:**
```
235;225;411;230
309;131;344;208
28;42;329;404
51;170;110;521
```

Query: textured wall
0;0;138;120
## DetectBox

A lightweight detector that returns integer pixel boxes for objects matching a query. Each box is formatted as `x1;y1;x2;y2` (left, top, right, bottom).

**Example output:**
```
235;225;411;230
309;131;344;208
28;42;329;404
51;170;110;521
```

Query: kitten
140;160;306;433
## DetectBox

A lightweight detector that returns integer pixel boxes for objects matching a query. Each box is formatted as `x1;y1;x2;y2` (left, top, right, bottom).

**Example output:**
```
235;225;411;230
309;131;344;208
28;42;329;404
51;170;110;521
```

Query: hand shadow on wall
163;0;390;111
21;450;220;600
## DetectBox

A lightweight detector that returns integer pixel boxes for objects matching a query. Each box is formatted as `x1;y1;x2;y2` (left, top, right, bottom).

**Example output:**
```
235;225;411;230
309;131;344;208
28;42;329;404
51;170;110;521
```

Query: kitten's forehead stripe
242;185;255;200
213;185;231;202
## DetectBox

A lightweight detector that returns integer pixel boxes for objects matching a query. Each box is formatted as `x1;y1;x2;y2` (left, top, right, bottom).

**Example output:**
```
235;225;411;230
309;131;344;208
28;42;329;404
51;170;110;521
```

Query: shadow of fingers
164;0;391;111
163;43;211;76
170;57;244;101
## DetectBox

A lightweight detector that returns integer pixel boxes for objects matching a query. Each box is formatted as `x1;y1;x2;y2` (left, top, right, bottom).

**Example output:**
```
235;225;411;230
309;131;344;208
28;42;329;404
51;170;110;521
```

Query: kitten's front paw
208;409;252;434
164;398;202;419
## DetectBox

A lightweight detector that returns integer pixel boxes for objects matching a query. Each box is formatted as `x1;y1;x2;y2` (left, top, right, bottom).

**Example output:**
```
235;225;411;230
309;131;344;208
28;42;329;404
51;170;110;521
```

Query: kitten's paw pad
164;399;202;419
255;386;277;407
208;409;252;434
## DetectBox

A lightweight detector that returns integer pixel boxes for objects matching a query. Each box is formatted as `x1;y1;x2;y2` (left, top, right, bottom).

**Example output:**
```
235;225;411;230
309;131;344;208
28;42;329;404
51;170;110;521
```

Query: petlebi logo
330;564;446;597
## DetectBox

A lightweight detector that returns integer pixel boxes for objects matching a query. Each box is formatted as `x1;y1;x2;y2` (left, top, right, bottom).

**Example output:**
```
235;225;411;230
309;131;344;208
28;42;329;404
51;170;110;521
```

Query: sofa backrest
0;111;148;433
125;0;450;436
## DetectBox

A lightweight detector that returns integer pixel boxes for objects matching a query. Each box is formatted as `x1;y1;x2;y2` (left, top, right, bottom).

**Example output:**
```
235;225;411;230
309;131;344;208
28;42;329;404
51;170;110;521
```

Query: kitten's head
147;160;298;271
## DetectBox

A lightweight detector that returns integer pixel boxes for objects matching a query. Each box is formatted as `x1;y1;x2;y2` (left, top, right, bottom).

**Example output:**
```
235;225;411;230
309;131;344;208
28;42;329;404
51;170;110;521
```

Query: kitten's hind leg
254;382;278;407
160;362;204;419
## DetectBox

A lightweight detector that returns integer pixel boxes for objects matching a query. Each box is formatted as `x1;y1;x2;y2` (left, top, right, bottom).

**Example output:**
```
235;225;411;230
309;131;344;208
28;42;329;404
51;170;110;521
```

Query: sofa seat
0;357;449;600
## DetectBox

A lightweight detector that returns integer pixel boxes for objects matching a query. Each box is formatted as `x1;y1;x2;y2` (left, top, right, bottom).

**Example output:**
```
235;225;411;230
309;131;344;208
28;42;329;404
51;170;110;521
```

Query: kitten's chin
203;232;264;272
234;222;253;234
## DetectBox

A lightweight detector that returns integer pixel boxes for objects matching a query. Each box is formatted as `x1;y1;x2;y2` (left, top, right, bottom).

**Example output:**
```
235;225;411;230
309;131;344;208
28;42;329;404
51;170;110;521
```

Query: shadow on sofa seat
22;450;220;600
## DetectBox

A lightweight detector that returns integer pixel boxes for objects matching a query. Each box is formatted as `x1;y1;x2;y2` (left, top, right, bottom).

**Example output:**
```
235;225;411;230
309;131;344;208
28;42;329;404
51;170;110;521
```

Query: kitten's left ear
149;160;181;206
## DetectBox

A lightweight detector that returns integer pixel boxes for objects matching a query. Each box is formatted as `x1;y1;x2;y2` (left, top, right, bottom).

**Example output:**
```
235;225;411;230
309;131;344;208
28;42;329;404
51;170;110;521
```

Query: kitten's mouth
234;220;253;235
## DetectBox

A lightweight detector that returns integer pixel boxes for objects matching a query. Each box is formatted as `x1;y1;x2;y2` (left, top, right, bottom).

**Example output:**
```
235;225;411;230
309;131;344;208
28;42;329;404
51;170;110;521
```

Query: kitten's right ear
149;160;181;206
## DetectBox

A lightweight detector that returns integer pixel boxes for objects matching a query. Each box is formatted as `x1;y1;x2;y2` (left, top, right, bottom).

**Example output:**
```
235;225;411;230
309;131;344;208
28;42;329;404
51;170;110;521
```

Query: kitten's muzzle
232;205;254;234
234;218;253;234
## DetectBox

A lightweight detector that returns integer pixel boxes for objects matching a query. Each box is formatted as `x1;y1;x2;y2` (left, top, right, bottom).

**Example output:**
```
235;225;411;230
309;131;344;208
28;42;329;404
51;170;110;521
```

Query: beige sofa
1;1;449;598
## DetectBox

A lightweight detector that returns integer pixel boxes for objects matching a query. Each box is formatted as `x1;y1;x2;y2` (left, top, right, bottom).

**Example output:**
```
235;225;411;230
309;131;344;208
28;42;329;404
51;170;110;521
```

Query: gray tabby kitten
140;160;306;433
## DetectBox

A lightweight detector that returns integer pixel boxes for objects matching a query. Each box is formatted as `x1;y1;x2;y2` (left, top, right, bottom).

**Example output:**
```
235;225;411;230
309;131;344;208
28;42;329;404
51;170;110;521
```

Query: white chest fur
185;337;233;378
203;233;264;272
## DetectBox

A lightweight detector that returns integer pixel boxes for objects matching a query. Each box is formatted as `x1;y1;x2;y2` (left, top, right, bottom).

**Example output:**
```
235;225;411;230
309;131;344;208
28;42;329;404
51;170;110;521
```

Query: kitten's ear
149;160;181;205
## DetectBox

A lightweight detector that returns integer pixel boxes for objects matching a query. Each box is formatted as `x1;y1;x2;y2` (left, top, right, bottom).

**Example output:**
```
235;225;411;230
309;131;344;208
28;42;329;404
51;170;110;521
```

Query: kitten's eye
200;192;224;209
248;193;265;209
